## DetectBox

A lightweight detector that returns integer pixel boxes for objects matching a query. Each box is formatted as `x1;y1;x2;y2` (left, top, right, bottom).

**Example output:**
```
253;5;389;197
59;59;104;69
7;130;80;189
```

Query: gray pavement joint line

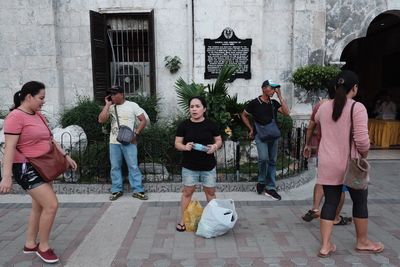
61;202;111;260
111;202;149;266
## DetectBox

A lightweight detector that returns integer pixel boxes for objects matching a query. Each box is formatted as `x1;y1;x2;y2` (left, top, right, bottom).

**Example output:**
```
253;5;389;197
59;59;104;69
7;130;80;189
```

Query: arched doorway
340;10;400;118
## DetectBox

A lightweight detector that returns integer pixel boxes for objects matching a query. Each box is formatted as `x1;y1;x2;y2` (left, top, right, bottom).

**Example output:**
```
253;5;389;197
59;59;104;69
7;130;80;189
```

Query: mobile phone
107;95;112;101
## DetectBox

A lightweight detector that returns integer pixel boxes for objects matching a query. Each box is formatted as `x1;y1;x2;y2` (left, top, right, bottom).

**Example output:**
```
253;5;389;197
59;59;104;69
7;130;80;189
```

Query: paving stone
263;257;281;264
209;258;226;267
318;257;336;266
180;259;197;267
236;258;253;267
126;259;143;267
153;259;170;267
290;257;308;265
371;254;390;264
343;255;362;264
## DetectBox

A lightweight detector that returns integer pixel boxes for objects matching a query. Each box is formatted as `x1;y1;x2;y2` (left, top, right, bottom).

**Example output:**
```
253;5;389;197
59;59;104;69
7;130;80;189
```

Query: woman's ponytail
331;71;359;121
332;84;347;121
10;91;22;111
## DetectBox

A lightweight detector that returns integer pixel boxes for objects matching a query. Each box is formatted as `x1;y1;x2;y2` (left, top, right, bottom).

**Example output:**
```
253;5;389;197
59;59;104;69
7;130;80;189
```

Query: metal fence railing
57;124;308;184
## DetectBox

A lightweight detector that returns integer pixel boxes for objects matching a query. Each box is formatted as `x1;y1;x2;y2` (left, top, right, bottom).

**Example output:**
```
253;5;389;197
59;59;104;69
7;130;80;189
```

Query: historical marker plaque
204;27;252;80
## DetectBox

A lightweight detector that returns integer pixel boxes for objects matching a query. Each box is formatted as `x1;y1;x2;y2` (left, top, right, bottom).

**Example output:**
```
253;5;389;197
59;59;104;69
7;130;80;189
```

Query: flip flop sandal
334;215;352;225
302;209;319;222
176;223;186;232
356;243;384;254
318;244;336;258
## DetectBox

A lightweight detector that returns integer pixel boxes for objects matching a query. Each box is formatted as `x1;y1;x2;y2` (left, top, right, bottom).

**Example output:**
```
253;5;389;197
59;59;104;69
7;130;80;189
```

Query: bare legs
27;183;59;251
353;218;384;251
179;186;196;227
311;184;324;214
178;185;216;228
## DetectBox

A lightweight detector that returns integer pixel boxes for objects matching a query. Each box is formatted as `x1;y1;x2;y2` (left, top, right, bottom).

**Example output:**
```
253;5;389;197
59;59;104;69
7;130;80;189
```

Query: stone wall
0;0;395;120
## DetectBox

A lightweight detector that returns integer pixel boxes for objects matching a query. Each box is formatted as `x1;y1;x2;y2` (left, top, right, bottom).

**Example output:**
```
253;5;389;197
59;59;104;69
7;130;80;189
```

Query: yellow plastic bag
183;200;203;232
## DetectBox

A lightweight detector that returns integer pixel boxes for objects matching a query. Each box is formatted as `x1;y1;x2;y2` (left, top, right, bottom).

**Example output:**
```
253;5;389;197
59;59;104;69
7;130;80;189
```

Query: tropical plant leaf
208;64;238;95
174;78;206;113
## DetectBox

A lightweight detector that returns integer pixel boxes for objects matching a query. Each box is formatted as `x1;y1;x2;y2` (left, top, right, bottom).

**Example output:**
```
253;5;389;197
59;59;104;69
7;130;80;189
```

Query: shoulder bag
254;100;281;142
344;102;370;190
114;105;135;145
18;115;69;182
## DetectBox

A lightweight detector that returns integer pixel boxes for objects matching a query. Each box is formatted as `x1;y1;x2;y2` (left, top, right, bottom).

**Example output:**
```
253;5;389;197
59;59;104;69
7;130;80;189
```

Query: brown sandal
318;244;336;258
356;242;384;254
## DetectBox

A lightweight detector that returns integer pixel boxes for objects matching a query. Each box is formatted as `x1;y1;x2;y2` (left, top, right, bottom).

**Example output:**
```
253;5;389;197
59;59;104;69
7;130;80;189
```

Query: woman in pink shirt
0;81;77;263
314;70;384;257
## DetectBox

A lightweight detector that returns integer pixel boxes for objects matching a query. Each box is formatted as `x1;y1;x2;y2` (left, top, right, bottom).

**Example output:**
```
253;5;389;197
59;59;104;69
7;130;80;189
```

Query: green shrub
138;114;186;175
291;65;340;92
0;110;8;119
277;113;293;136
60;97;105;141
126;94;160;123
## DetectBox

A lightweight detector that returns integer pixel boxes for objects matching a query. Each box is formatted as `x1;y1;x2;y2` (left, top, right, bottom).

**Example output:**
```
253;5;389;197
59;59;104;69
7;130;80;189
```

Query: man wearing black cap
98;85;148;201
241;80;290;200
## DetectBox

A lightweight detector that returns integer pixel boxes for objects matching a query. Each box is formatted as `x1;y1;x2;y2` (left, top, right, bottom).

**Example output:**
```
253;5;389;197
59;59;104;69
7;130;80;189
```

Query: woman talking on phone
0;81;77;263
174;96;222;232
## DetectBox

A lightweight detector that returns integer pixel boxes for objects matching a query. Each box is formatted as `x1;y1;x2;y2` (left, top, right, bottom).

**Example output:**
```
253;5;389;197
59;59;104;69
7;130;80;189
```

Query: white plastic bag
196;199;238;238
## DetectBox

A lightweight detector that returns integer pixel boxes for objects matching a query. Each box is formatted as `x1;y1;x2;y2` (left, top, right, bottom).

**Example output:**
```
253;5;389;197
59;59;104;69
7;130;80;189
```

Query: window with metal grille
90;11;155;102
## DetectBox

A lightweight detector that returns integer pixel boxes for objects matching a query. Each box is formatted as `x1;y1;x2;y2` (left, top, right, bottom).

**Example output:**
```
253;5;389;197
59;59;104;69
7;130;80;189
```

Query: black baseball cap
262;79;281;88
106;85;124;94
335;70;359;90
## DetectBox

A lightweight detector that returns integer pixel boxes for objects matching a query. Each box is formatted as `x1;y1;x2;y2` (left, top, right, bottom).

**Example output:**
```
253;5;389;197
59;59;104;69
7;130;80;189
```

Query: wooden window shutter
148;10;156;97
90;10;110;103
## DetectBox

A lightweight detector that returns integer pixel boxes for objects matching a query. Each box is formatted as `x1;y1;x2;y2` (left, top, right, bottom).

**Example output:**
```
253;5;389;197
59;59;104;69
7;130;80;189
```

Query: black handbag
254;101;281;142
114;105;135;145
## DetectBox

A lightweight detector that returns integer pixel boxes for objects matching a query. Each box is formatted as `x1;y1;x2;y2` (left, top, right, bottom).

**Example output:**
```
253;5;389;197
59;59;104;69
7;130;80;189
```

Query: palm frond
208;64;238;95
175;77;206;113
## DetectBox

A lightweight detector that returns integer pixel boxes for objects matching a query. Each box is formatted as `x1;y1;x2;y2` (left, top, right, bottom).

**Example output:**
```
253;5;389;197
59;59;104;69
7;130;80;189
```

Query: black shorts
12;163;46;191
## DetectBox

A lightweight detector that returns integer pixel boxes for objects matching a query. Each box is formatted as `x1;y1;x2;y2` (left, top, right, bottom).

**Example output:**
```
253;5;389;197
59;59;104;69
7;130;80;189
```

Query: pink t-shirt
3;109;51;163
315;100;370;185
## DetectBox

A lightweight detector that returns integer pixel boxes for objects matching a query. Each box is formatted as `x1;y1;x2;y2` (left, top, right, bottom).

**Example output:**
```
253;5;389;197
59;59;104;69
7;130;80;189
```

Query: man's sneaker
36;247;59;263
23;243;38;254
256;183;266;195
265;189;282;200
132;192;148;200
109;191;123;201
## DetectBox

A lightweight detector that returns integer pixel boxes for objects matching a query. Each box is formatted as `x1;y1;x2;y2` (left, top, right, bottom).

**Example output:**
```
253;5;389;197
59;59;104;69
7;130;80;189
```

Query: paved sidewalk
0;160;399;267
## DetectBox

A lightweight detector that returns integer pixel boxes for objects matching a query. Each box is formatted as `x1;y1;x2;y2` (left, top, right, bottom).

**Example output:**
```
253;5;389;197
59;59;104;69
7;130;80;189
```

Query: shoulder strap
114;105;120;128
36;113;53;138
349;101;357;158
16;112;52;156
271;100;276;120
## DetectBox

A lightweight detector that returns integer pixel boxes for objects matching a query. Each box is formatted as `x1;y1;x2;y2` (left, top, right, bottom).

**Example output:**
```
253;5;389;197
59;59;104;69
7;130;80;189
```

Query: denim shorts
182;167;216;188
12;163;46;191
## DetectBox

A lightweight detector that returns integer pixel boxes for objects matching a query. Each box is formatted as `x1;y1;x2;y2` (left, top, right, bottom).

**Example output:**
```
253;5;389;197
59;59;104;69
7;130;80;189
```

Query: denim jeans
109;143;144;193
255;134;279;190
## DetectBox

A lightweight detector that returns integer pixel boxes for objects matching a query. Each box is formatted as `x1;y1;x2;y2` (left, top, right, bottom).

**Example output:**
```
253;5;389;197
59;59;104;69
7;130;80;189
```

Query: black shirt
176;118;220;171
245;97;281;125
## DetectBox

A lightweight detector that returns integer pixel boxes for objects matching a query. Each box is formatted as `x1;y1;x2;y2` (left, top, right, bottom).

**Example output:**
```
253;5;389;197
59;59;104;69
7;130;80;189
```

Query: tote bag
344;102;370;190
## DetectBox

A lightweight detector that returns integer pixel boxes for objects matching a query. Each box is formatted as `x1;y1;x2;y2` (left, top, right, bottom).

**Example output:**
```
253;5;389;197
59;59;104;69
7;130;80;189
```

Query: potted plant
164;56;182;74
291;64;340;104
